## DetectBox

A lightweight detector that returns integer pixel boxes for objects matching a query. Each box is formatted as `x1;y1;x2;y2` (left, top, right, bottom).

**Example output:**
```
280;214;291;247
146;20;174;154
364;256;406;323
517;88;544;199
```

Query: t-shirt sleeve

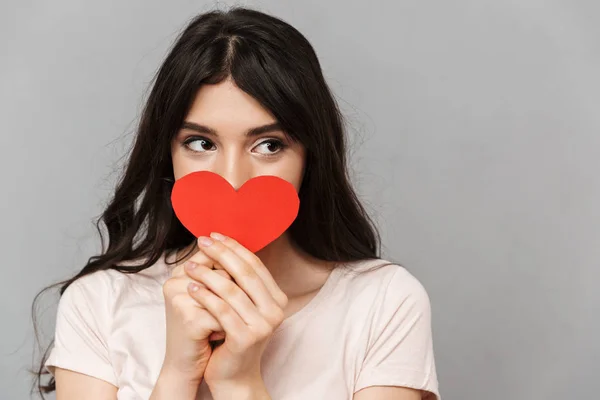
354;267;440;399
44;273;118;386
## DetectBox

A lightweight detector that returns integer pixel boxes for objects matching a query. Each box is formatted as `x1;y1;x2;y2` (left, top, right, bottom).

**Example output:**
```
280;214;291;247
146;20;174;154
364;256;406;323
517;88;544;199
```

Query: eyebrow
181;121;283;137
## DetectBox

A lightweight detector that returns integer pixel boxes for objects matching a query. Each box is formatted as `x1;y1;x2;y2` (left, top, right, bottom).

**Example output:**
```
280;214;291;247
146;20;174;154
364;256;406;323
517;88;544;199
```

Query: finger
209;233;287;308
166;274;231;315
196;236;282;320
170;290;223;334
188;249;219;269
186;264;266;328
171;245;219;278
165;276;210;302
166;278;226;338
183;262;232;282
187;283;252;349
214;269;233;280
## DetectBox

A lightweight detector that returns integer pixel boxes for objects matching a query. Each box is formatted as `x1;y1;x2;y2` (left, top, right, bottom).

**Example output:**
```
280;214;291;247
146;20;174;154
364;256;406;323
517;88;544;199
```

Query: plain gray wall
1;0;598;399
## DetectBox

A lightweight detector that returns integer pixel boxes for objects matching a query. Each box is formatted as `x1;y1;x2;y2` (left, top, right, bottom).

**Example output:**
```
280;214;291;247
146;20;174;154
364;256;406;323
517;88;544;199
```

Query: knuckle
181;312;199;330
250;253;262;267
222;281;239;298
186;267;209;284
214;300;230;316
277;292;289;308
267;307;285;325
215;270;232;280
237;266;253;281
254;323;274;339
170;293;189;313
162;278;177;298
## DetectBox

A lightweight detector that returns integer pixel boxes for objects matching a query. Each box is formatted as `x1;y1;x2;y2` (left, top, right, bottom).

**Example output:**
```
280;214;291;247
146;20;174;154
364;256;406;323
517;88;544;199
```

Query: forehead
185;79;276;130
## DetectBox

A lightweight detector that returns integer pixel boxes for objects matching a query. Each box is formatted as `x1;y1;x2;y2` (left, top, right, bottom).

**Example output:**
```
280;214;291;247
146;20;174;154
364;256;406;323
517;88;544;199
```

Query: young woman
35;7;440;400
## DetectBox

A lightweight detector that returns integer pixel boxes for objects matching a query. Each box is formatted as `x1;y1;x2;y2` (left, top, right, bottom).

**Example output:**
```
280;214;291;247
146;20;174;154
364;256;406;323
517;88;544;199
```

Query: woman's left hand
184;232;288;390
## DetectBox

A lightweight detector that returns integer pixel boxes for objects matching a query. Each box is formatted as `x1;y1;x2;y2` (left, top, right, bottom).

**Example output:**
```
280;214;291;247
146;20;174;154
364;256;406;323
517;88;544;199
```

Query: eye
183;136;216;153
253;139;287;156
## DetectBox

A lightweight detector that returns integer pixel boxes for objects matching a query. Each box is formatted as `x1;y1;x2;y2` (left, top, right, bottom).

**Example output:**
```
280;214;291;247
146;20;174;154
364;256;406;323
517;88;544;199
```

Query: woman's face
171;78;306;191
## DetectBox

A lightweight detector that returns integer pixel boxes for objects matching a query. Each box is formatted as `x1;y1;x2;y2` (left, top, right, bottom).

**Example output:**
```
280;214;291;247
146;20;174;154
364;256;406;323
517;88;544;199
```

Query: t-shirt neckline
273;264;343;335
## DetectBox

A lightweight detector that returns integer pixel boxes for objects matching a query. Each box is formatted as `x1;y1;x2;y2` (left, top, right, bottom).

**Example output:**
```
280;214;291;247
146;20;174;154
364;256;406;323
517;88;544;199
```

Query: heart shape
171;171;300;253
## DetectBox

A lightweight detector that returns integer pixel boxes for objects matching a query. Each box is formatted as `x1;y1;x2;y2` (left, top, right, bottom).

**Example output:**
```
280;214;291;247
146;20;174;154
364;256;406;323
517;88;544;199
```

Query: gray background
1;0;598;399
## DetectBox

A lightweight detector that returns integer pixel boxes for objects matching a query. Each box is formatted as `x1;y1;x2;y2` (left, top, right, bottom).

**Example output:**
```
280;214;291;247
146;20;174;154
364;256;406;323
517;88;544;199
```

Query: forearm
150;368;201;400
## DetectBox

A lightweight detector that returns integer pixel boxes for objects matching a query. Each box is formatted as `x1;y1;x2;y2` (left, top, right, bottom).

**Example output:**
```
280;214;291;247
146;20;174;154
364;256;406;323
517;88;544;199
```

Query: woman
35;7;440;400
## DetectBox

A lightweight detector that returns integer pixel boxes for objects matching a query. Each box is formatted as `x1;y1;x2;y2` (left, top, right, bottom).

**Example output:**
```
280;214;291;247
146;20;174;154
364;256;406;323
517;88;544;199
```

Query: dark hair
32;6;380;396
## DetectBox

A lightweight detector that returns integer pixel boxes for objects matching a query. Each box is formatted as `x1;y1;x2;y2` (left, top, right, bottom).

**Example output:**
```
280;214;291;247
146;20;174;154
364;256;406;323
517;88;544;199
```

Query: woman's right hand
160;245;232;384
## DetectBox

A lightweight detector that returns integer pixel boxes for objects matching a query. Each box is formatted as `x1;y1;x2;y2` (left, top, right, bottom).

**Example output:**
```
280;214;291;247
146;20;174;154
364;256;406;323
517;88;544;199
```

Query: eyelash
181;136;288;156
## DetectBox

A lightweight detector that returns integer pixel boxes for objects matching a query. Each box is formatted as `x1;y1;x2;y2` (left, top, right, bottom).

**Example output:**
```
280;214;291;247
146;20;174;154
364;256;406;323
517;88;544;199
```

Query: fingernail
210;232;226;241
185;261;197;270
198;236;213;247
188;282;200;292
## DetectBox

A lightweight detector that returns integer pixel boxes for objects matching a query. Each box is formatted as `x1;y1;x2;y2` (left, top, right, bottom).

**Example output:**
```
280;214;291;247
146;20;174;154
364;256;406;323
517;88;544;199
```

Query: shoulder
341;259;430;299
338;258;432;317
59;251;171;314
60;269;119;311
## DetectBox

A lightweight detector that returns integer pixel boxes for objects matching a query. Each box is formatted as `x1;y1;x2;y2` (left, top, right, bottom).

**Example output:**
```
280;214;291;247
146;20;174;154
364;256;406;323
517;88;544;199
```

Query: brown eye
253;139;286;156
184;137;216;152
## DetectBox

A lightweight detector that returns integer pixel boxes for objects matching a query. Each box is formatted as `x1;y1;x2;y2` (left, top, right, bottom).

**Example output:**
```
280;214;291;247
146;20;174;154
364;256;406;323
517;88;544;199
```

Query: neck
256;233;314;280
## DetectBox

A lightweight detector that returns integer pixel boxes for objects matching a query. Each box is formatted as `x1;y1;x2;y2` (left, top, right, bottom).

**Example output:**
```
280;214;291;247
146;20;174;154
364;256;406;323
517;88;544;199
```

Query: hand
184;233;288;389
159;245;233;383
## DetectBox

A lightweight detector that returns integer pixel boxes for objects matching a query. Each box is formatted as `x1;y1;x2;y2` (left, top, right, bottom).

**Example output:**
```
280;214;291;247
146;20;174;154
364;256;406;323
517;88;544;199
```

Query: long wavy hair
32;6;380;396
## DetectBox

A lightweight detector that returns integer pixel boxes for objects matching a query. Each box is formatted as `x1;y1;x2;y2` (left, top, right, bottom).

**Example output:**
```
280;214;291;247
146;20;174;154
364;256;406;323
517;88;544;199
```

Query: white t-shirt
45;252;440;399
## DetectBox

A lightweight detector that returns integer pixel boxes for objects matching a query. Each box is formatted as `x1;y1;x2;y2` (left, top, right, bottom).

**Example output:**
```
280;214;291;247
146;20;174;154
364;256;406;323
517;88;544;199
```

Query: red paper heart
171;171;300;253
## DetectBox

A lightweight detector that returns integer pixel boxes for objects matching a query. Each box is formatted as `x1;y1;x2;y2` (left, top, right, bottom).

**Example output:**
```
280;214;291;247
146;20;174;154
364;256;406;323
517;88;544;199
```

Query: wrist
208;378;270;400
151;367;201;400
159;358;205;384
